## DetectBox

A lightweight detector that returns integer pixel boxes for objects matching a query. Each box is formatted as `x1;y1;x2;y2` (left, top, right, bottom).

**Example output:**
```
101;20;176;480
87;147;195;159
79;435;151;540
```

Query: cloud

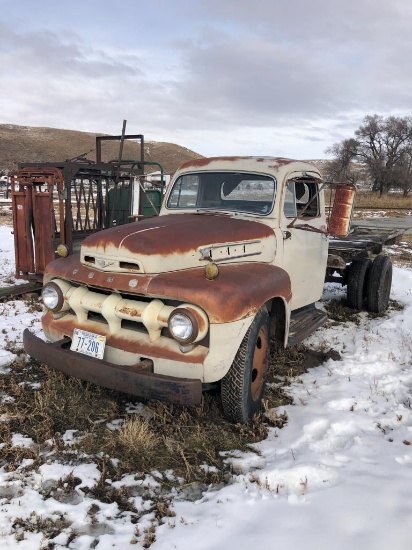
167;0;412;126
0;0;411;158
0;24;144;78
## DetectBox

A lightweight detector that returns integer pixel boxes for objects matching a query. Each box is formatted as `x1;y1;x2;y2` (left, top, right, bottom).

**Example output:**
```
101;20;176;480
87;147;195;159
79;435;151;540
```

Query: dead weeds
354;192;412;209
0;359;270;490
12;511;71;542
324;299;362;324
0;339;337;535
324;298;404;324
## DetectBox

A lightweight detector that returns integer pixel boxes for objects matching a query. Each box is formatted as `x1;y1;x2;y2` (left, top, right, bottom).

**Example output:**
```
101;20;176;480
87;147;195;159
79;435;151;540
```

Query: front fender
148;264;291;323
44;256;291;324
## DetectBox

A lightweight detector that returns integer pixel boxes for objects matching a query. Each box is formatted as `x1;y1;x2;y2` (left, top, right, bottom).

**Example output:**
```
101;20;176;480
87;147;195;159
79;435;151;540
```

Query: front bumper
23;329;203;406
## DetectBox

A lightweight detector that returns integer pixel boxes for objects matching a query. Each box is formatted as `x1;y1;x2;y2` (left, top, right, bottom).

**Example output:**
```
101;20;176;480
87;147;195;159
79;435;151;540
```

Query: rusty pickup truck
23;157;394;423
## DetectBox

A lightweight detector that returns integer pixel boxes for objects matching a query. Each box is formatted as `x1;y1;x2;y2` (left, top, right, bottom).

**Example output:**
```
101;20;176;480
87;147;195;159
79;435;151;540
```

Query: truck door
280;175;328;311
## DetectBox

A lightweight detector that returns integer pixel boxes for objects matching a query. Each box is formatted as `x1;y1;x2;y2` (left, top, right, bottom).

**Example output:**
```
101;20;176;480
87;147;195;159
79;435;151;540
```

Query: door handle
283;231;292;240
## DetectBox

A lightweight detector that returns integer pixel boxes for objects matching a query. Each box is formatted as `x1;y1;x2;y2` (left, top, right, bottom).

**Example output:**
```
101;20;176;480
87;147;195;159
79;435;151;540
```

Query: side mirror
327;183;356;237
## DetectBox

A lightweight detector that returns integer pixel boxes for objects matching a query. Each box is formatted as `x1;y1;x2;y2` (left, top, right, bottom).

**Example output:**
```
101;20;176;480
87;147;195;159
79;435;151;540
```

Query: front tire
221;307;270;423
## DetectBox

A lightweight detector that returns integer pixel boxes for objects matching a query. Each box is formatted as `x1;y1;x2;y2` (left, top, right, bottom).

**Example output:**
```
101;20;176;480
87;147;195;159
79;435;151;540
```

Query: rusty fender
148;264;291;323
45;257;291;323
23;329;202;405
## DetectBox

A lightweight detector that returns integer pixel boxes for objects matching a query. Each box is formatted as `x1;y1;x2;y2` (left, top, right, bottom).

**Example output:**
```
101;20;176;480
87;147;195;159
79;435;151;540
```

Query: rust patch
177;156;298;171
268;158;297;169
23;329;202;406
118;306;140;317
148;264;291;323
82;214;273;257
328;183;356;237
45;255;155;294
44;257;291;324
178;156;251;170
185;305;208;334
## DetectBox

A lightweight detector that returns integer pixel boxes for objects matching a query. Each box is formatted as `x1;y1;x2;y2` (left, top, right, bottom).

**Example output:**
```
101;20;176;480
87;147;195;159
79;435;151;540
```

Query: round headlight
168;309;199;343
42;282;64;312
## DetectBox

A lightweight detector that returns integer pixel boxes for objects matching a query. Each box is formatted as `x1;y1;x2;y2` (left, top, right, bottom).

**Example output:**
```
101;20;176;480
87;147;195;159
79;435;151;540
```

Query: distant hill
0;124;340;180
0;124;204;175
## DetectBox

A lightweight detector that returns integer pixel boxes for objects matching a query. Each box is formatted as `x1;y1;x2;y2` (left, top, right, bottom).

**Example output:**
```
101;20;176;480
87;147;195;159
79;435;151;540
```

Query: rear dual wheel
347;255;392;313
366;255;392;313
347;259;372;310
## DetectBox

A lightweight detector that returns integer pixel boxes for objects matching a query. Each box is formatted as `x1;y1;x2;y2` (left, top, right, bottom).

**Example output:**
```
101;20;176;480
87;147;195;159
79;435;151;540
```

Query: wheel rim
251;325;269;401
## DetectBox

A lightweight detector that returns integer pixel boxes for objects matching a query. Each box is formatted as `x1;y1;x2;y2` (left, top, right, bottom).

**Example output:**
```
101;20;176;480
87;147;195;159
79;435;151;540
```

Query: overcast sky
1;0;411;159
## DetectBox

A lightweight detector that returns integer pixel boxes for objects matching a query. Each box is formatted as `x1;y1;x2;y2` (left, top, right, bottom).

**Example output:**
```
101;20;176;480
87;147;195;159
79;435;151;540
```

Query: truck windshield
167;172;276;215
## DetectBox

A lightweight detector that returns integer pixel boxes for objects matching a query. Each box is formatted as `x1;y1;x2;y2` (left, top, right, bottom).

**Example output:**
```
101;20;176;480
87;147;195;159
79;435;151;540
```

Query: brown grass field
354;191;412;209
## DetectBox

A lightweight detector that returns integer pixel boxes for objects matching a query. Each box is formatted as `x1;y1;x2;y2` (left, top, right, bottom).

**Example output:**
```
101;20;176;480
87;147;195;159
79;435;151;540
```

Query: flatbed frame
326;222;411;285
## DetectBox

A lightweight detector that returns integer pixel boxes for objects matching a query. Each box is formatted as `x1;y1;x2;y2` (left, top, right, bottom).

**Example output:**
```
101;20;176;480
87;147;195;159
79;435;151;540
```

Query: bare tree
393;151;412;196
325;138;358;183
326;115;412;196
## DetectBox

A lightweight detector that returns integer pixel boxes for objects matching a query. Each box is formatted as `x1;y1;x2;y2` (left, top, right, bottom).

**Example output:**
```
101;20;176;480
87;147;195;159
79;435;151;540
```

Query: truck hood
80;213;276;274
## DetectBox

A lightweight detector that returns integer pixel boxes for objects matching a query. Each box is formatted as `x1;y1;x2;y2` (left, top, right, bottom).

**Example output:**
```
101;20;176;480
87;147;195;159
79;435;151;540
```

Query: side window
284;182;297;218
168;175;200;208
283;180;319;218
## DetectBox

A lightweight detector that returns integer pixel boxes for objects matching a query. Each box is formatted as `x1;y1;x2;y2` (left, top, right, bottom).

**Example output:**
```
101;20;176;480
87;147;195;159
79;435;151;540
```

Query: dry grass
324;298;404;324
325;189;412;211
0;335;332;498
12;511;71;542
354;191;412;209
399;235;412;247
387;238;412;267
0;358;268;487
1;350;309;549
324;299;363;324
117;417;160;454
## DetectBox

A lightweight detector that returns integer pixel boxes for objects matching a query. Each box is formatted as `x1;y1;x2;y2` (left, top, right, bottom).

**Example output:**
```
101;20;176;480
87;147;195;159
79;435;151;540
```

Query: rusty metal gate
11;168;65;279
11;130;164;281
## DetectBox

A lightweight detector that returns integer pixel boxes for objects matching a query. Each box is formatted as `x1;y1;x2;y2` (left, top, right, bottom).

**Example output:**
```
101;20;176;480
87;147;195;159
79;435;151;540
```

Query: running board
287;304;327;346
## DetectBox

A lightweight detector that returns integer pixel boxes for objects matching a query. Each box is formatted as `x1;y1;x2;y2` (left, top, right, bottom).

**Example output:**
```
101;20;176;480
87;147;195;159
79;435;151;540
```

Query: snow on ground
0;226;21;288
0;224;412;549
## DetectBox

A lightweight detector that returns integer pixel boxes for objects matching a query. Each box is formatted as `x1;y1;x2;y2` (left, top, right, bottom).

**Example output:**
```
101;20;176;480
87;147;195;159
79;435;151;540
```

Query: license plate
70;329;106;360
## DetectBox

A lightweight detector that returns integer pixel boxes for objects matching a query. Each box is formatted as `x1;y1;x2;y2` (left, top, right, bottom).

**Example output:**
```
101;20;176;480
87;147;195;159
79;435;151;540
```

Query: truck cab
165;157;328;311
